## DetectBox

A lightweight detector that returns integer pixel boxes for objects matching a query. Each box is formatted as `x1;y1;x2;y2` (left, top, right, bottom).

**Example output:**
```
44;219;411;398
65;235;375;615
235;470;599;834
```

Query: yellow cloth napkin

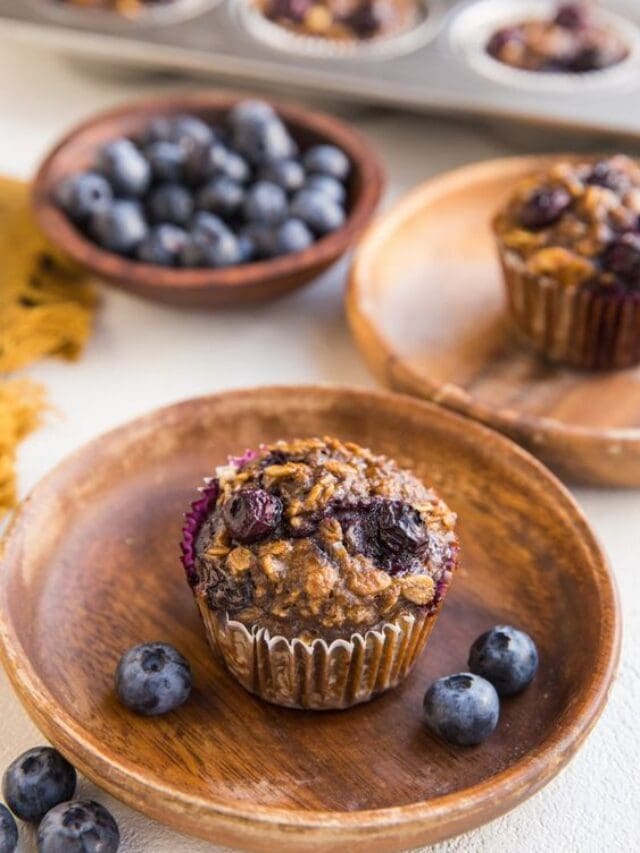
0;176;96;516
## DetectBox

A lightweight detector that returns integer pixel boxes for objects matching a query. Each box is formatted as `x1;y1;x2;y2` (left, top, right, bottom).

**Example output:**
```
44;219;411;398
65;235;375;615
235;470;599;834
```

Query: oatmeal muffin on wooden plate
494;155;640;369
181;437;458;709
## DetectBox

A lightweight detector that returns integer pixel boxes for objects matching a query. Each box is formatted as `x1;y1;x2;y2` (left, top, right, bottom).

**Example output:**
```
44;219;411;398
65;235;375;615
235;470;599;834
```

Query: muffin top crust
183;437;458;641
494;155;640;292
486;3;628;74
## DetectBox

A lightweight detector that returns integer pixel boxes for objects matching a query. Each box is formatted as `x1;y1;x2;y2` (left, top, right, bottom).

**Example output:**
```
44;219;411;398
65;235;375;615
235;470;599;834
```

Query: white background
0;37;639;853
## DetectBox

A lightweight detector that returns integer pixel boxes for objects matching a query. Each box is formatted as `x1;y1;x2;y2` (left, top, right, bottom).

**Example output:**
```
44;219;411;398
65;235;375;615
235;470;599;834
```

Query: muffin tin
3;0;640;136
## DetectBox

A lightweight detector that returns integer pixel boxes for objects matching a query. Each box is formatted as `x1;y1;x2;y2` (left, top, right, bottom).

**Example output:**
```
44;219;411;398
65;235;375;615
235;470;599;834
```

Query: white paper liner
29;0;221;29
199;603;438;709
449;0;640;93
234;0;444;61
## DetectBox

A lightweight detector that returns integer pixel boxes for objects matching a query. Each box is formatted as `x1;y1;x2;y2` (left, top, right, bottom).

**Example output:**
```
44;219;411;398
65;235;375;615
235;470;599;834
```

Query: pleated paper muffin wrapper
498;243;640;370
197;604;440;710
235;0;442;61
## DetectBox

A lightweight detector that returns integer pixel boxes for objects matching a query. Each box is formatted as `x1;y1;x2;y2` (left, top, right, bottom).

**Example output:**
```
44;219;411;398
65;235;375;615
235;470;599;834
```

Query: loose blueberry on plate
0;804;17;853
145;140;185;183
116;642;192;715
137;224;189;266
469;625;539;696
290;188;345;235
55;172;113;223
89;200;148;255
2;747;76;823
303;144;351;181
244;180;288;226
423;673;500;746
96;138;150;198
37;800;120;853
147;182;194;227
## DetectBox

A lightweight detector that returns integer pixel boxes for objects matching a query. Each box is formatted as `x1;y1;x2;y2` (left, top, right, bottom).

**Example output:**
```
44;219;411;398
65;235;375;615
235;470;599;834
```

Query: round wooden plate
347;155;640;486
0;387;619;852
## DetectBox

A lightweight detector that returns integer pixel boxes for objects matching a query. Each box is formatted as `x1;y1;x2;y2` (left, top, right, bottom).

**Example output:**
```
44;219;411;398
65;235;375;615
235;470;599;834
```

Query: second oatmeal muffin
494;155;640;369
181;437;458;709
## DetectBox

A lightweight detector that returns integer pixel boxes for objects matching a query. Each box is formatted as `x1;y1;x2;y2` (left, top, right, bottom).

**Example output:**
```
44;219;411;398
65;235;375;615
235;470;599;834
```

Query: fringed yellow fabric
0;176;96;517
0;380;45;516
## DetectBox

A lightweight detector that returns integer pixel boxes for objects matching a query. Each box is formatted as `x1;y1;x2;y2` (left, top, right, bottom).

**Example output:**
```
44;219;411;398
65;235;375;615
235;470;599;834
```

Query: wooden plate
347;155;640;486
0;386;619;852
32;92;384;307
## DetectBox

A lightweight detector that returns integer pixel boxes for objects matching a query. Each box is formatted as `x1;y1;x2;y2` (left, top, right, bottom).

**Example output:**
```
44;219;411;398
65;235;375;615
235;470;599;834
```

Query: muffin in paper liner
497;230;640;371
197;603;442;709
181;439;458;710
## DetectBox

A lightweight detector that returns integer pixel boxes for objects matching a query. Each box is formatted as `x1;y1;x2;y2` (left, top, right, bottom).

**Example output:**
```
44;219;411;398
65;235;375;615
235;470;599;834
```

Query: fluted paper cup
198;604;445;710
498;242;640;370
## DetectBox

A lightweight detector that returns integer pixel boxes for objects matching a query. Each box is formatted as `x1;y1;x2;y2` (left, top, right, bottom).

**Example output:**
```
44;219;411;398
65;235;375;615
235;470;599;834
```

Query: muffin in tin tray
31;0;221;27
449;0;640;91
236;0;444;59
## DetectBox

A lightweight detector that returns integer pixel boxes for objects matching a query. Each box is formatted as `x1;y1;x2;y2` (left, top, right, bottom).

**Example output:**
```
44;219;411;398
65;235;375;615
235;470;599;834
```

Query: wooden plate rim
346;154;640;444
32;91;385;294
0;385;621;836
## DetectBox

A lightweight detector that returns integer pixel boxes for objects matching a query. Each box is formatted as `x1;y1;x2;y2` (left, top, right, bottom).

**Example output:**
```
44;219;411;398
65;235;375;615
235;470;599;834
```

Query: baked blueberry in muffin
494;155;640;369
486;3;628;74
182;437;458;708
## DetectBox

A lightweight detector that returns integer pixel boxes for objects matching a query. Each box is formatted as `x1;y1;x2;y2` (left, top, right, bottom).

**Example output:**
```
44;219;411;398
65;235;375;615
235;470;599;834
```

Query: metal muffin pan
3;0;640;136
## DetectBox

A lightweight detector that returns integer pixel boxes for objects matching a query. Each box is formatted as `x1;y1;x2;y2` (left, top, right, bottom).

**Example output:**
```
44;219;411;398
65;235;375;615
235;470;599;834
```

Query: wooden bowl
347;155;640;487
32;92;384;307
0;386;619;852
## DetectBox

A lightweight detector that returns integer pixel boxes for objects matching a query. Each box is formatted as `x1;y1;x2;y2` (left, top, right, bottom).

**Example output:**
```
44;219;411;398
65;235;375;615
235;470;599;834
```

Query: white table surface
1;38;639;853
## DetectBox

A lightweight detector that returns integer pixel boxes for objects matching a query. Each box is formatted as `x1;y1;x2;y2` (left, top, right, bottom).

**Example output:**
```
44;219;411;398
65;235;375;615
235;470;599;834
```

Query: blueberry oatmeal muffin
487;3;628;74
181;437;458;709
494;155;640;369
252;0;420;44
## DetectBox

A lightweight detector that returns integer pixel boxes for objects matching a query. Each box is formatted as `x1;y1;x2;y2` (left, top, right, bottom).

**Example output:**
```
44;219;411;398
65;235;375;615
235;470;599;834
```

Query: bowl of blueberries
32;92;384;306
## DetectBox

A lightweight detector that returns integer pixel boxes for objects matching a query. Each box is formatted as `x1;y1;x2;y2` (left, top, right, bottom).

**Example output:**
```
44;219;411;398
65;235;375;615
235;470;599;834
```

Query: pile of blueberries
0;747;119;852
55;100;352;268
423;625;539;746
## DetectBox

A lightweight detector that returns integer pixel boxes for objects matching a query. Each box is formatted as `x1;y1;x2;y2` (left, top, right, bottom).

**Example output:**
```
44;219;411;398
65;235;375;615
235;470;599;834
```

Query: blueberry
304;174;347;205
272;218;314;256
554;2;590;30
96;138;150;198
147;183;194;226
290;189;345;235
469;626;539;696
259;159;305;193
423;673;499;746
587;160;630;194
238;223;274;260
486;26;521;58
196;175;244;218
568;46;605;73
603;233;640;281
145;141;185;182
37;800;119;853
143;114;214;153
517;186;571;229
232;114;296;165
185;142;231;185
375;499;427;557
303;144;350;180
229;100;276;130
89;200;148;255
244;180;288;226
223;489;283;544
237;231;257;263
180;216;242;268
55;172;113;222
2;747;76;823
116;642;192;715
136;224;189;266
0;804;17;853
224;151;251;184
343;1;386;39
